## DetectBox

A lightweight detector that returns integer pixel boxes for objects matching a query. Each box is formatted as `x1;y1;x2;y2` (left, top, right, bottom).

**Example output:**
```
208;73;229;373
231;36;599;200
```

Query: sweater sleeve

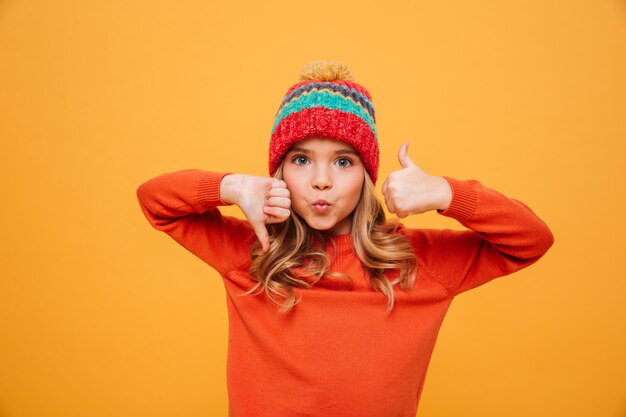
411;176;554;296
136;169;256;275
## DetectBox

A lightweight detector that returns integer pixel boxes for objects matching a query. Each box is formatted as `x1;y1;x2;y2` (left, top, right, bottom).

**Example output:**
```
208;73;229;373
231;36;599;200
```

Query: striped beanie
269;61;380;184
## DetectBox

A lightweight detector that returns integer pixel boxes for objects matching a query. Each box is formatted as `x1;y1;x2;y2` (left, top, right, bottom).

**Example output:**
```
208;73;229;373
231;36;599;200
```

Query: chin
304;219;336;231
308;223;334;232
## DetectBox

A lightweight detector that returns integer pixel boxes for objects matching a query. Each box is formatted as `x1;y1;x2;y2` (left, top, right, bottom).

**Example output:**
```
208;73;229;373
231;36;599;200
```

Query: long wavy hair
240;160;418;314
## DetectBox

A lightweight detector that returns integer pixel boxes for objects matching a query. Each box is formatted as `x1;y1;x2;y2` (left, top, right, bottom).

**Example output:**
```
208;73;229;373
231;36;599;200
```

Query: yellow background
1;1;625;416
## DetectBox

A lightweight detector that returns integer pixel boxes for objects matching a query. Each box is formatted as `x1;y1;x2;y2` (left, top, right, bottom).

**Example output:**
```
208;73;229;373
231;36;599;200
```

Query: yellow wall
1;1;624;416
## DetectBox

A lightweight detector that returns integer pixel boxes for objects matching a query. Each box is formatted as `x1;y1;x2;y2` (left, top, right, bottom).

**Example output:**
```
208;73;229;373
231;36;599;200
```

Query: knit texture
269;79;380;184
136;170;554;417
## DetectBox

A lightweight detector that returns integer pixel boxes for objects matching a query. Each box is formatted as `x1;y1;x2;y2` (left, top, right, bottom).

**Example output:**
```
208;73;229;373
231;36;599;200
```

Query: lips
313;199;331;206
312;199;332;213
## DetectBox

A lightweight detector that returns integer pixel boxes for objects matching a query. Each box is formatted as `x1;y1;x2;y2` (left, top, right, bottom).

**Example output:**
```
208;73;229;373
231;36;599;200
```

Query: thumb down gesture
228;175;291;253
381;142;452;218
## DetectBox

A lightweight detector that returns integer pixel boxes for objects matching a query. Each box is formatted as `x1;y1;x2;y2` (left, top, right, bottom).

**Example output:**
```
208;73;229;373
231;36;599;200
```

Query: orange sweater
136;169;554;417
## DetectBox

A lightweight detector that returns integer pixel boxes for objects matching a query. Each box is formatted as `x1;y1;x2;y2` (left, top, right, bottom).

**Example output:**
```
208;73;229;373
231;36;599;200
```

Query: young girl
136;61;554;417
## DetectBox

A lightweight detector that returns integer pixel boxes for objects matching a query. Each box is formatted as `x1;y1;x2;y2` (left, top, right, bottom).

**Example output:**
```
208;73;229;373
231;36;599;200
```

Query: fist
381;142;452;218
262;178;292;225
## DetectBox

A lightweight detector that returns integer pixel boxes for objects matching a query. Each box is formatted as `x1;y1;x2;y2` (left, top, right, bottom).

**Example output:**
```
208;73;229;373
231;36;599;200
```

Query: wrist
437;176;453;211
219;174;243;205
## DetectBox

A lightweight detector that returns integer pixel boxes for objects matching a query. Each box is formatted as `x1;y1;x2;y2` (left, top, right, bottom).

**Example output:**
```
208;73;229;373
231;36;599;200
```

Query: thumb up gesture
381;142;453;218
220;174;291;253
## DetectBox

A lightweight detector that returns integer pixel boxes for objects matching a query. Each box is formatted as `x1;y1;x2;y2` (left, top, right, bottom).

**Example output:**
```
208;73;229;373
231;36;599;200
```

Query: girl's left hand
381;142;453;218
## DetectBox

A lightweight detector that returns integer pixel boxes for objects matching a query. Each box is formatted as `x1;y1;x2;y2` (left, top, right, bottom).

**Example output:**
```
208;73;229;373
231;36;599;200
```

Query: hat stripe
279;82;375;122
271;89;377;137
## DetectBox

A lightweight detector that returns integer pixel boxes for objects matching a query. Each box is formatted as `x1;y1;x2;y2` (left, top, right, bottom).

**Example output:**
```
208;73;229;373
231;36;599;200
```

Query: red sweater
136;169;554;417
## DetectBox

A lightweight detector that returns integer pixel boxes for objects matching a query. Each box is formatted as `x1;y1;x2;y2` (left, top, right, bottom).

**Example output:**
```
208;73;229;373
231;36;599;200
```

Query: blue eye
336;158;353;167
292;155;309;165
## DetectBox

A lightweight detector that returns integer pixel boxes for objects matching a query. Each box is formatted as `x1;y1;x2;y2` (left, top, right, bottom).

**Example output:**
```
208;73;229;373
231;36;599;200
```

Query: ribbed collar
324;233;354;259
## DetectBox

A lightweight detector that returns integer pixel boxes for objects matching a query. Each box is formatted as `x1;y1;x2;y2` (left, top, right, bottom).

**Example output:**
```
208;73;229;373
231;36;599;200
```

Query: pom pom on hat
269;60;380;184
298;60;354;82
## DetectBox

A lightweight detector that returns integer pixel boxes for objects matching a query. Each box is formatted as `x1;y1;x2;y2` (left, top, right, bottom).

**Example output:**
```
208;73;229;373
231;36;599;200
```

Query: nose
312;165;332;190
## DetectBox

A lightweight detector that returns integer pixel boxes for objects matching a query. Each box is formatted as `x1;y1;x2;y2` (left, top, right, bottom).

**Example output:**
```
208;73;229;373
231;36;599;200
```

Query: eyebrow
287;147;359;156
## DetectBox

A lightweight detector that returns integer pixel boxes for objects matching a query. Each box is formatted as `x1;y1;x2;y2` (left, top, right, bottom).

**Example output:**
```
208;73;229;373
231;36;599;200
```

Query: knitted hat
269;61;380;184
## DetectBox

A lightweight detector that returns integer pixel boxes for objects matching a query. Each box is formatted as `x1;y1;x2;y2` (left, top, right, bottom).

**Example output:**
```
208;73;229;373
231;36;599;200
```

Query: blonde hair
239;160;418;314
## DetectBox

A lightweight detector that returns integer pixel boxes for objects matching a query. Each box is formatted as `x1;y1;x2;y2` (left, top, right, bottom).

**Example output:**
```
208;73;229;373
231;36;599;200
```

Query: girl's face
282;137;365;235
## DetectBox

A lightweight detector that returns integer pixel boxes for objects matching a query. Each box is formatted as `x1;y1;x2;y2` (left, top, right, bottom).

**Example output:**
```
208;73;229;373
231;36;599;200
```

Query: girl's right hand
220;174;291;253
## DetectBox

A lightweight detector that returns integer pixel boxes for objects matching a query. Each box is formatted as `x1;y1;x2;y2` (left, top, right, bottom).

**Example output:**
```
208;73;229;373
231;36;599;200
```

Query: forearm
136;169;232;225
437;176;554;260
